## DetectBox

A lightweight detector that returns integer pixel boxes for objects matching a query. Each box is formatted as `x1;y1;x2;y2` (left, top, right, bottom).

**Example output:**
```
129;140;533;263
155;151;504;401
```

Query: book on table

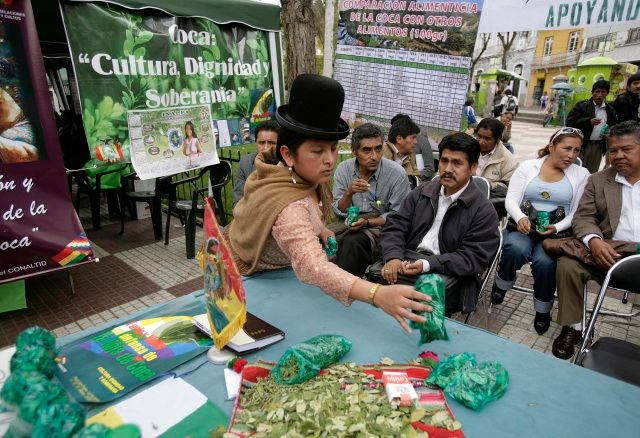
193;312;285;355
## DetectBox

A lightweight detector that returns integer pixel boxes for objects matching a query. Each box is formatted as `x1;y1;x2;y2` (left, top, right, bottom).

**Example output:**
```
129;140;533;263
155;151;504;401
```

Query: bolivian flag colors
52;234;94;266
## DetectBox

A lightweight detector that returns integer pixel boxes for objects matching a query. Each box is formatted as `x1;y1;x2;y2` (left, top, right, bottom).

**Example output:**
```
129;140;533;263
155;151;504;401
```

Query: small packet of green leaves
444;362;509;411
425;352;477;389
271;335;352;385
410;274;448;344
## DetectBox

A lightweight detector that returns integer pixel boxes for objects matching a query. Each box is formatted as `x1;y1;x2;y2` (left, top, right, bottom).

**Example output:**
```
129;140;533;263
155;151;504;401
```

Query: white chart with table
334;45;469;131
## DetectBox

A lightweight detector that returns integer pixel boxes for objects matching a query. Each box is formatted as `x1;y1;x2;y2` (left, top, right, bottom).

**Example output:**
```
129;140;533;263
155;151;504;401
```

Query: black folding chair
574;254;640;387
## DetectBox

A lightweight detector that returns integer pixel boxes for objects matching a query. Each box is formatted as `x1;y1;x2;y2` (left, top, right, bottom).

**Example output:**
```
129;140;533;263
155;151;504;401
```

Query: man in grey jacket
377;133;500;315
232;121;279;206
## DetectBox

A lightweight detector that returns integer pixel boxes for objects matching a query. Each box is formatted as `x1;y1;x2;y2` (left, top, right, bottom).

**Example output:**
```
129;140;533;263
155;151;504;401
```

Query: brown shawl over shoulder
228;147;332;275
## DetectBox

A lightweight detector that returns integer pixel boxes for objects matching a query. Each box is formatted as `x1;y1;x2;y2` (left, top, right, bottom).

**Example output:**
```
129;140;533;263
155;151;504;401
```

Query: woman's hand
517;217;531;234
382;259;403;284
537;224;557;236
402;260;423;276
318;227;335;246
374;285;433;333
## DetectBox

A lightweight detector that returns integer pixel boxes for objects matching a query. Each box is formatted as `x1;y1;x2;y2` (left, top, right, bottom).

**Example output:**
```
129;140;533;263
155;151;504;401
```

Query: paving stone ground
1;119;638;366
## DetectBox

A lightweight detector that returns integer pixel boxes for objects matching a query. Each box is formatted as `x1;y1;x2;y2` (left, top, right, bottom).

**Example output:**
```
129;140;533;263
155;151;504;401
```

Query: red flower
232;358;248;373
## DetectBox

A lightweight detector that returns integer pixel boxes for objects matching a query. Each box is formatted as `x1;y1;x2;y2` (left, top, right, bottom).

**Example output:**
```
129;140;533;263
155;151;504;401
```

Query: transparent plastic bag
425;352;477;389
409;274;448;344
271;335;352;385
444;362;509;411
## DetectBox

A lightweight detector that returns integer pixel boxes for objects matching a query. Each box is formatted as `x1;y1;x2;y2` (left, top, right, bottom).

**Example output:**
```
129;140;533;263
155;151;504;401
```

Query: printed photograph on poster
216;120;232;147
227;119;243;146
127;104;219;179
0;20;45;164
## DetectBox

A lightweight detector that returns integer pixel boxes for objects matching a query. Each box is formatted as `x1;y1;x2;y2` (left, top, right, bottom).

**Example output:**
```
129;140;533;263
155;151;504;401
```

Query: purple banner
0;0;93;284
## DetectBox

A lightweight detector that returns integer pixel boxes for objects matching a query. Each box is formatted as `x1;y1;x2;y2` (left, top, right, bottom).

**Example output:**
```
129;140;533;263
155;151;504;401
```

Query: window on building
543;37;553;56
568;31;579;52
628;28;640;44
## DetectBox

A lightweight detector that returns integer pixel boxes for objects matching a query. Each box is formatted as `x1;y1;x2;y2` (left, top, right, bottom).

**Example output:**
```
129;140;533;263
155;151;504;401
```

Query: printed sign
127;105;219;179
0;0;93;285
334;0;483;141
61;2;276;174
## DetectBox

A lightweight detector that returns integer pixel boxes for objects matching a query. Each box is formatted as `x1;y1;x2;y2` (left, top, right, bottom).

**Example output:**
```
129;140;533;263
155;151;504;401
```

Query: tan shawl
228;147;332;274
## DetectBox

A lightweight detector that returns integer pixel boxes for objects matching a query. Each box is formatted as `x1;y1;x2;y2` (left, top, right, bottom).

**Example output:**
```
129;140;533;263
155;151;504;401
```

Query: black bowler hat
276;74;350;140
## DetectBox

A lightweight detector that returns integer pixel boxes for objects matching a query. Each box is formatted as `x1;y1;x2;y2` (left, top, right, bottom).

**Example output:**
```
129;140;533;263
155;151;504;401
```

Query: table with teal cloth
59;269;640;436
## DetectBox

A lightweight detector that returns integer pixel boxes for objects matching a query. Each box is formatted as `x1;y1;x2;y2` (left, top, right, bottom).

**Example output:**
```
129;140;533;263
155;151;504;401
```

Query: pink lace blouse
255;196;357;305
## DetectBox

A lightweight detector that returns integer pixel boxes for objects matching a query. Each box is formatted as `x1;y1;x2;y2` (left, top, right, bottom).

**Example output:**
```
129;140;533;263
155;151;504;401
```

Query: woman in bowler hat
227;74;432;332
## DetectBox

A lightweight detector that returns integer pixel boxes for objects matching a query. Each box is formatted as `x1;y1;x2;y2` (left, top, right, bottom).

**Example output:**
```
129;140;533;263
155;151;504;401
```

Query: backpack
505;96;516;112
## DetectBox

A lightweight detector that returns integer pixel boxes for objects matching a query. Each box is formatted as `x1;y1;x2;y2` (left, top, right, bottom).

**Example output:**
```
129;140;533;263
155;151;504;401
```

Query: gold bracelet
368;283;380;308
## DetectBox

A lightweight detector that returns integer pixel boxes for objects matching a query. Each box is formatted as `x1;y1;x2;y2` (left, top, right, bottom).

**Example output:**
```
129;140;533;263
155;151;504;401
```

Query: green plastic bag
10;346;56;378
20;380;68;424
425;352;477;389
15;326;56;354
0;371;48;406
32;401;85;438
444;362;509;411
410;274;448;344
73;424;141;438
271;335;352;385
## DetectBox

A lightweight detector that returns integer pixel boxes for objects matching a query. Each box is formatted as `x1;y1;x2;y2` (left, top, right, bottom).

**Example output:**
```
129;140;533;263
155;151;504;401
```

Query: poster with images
61;2;275;168
334;0;483;143
0;0;93;285
127;104;219;179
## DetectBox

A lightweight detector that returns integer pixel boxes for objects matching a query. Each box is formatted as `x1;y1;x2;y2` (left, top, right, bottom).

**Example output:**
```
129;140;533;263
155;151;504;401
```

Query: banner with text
0;0;93;285
62;2;276;176
479;0;640;33
334;0;483;142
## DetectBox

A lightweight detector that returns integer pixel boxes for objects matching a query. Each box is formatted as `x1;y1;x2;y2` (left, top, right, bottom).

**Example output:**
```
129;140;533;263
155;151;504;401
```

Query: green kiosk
475;68;525;118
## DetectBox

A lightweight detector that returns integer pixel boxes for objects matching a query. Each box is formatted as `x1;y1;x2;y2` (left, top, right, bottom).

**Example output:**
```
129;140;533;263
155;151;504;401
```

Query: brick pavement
1;120;639;365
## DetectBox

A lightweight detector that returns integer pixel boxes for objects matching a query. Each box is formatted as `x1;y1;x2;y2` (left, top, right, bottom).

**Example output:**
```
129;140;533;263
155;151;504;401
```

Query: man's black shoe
491;284;507;305
552;326;583;360
534;312;551;335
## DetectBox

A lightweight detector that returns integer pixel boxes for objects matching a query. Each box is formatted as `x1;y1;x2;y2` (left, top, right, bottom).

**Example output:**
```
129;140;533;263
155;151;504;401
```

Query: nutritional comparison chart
333;45;470;131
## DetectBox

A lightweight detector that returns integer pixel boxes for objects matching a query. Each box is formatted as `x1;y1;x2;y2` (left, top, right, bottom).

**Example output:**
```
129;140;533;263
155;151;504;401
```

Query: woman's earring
288;166;297;184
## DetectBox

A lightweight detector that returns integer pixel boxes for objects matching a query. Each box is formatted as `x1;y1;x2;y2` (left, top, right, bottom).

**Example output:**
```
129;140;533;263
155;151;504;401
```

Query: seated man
391;114;435;181
499;111;515;154
474;117;518;198
232;121;279;206
383;116;421;184
331;123;410;277
552;121;640;359
377;132;500;316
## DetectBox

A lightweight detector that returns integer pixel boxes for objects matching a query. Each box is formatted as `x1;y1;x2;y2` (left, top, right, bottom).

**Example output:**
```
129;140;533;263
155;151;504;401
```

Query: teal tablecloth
60;269;640;436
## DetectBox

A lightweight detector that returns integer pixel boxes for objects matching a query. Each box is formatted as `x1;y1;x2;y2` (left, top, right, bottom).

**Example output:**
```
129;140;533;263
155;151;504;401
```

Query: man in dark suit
567;79;618;174
232;121;279;206
553;121;640;359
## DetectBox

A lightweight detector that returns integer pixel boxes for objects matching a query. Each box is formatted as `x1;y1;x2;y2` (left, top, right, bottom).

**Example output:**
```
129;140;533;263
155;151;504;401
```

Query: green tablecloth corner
160;401;229;438
0;280;26;313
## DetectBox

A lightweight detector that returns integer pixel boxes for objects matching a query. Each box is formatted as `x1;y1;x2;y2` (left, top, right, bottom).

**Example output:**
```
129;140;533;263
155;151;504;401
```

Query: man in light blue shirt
331;123;410;277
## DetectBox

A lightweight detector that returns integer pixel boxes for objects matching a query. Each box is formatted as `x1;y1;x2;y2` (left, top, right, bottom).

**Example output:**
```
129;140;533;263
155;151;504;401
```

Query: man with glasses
567;79;618;174
331;123;411;277
552;121;640;359
232;121;279;206
474;118;519;198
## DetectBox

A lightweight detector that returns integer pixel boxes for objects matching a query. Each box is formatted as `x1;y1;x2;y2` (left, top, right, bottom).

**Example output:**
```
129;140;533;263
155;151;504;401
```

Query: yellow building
528;29;584;105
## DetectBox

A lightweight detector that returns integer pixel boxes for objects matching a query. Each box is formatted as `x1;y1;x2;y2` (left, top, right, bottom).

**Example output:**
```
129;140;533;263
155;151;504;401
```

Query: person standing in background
613;73;640;124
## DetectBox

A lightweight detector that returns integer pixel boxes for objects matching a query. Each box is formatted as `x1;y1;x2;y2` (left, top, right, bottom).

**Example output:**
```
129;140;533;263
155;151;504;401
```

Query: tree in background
281;0;316;91
497;32;518;70
470;33;490;87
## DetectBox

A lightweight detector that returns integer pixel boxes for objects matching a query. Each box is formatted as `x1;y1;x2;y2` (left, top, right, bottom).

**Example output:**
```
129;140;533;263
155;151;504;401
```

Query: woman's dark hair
276;127;308;163
475;117;504;141
184;121;198;138
537;131;583;158
438;132;480;164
